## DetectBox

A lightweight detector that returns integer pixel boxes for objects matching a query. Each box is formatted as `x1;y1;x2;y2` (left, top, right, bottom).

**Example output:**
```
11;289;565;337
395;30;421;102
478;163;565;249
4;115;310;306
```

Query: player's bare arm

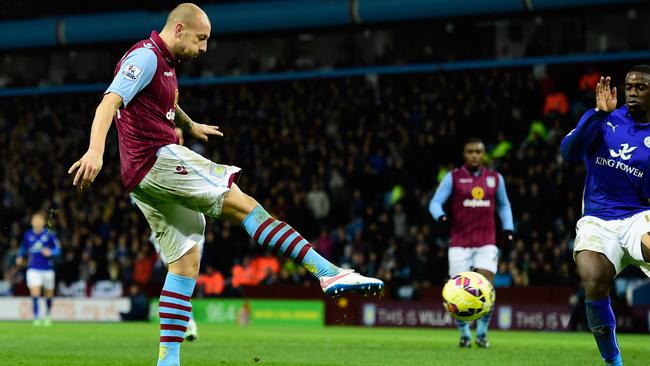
175;104;223;142
68;92;123;190
596;76;617;112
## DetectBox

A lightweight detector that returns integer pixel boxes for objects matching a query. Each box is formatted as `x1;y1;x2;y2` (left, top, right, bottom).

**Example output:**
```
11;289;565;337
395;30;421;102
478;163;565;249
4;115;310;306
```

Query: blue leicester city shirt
561;105;650;220
18;229;61;270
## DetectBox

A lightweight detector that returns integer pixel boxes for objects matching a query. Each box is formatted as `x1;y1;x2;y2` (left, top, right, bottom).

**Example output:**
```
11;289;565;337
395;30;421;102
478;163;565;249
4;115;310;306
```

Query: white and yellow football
442;271;495;321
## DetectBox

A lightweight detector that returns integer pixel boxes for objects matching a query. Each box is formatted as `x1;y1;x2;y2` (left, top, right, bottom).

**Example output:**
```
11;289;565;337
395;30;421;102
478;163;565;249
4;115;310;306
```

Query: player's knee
168;245;201;278
577;267;610;298
576;251;614;298
222;183;259;222
581;276;610;299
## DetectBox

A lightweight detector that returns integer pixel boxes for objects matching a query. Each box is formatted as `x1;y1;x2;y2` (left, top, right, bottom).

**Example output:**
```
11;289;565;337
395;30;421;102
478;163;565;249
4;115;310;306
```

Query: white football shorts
130;144;241;263
448;244;499;276
26;269;55;290
150;231;203;266
574;211;650;277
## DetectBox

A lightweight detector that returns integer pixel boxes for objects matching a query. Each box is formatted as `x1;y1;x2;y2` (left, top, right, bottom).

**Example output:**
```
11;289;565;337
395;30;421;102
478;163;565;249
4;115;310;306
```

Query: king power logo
609;143;637;160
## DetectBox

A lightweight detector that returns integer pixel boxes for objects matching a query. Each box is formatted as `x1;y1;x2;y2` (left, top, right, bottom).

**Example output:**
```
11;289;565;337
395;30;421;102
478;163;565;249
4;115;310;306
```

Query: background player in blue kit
561;67;650;366
16;211;61;326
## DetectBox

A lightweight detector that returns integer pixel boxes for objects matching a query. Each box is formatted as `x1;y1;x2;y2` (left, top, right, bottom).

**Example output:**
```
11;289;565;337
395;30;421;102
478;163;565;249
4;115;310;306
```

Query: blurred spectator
313;227;335;261
133;246;156;287
196;265;225;296
579;68;600;92
231;257;258;288
543;90;569;116
493;262;513;288
120;284;150;321
306;181;330;222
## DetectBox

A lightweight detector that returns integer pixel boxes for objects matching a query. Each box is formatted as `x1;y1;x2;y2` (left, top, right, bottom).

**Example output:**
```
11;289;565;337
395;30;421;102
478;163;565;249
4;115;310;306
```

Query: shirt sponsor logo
462;199;491;208
471;187;485;200
595;156;644;178
166;109;176;121
122;64;143;81
609;143;637;160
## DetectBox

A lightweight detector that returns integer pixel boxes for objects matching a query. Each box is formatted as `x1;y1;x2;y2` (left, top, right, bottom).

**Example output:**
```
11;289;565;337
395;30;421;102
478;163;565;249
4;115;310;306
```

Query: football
442;271;495;321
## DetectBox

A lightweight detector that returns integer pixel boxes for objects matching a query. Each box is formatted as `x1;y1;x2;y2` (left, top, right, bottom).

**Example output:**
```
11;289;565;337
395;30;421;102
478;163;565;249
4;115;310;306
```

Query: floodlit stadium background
1;0;650;337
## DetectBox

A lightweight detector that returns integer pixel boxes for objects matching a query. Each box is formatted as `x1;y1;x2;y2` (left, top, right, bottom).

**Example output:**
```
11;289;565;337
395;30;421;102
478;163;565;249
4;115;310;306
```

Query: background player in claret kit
16;211;61;326
561;68;650;366
67;3;383;365
429;138;514;348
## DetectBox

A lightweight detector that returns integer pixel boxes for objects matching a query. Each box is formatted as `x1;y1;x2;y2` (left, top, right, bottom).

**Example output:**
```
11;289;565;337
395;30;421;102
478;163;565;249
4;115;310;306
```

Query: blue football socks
32;297;39;319
586;297;622;365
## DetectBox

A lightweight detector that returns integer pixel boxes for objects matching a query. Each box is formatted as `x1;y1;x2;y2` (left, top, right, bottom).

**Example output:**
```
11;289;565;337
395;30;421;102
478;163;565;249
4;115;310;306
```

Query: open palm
596;76;617;112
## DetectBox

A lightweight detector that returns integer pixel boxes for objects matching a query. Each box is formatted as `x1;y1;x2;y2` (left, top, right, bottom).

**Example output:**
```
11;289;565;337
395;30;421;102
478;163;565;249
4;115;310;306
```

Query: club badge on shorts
209;164;227;178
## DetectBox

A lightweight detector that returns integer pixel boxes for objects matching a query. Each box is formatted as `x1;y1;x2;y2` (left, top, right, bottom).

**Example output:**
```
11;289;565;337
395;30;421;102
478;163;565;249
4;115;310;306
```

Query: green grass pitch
0;322;647;365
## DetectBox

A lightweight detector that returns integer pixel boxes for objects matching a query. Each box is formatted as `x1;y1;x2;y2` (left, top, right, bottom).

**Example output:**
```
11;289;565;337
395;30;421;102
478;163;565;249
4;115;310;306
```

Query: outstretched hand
596;76;617;112
189;123;223;142
68;148;103;190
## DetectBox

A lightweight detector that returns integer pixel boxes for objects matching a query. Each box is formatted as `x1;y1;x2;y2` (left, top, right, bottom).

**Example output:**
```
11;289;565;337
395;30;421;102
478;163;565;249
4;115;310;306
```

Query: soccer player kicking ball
68;3;383;365
561;68;650;366
429;138;514;348
16;212;61;326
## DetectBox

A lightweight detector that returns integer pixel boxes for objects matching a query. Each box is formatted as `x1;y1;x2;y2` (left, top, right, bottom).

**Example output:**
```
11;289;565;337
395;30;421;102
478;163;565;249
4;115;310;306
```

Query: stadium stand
2;65;639;299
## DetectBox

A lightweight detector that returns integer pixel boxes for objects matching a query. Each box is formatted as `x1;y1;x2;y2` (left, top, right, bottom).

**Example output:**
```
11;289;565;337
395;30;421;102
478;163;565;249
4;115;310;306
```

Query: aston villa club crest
486;176;496;188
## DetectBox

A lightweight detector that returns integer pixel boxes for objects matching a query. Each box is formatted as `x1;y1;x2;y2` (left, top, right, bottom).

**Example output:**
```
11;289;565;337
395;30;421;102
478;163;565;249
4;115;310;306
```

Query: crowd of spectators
0;62;644;299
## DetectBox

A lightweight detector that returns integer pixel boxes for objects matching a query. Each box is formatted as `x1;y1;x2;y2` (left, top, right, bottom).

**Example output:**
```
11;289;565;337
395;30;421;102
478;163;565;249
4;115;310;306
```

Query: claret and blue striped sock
242;205;340;278
457;319;471;339
157;272;195;366
476;308;493;338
